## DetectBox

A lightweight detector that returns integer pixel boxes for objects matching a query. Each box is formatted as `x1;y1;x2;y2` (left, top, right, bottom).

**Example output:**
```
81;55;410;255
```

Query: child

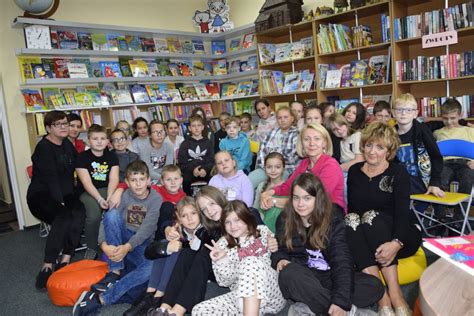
209;151;254;207
272;173;384;315
76;124;119;259
254;99;277;143
213;112;230;153
291;100;306;129
219;116;252;173
126;197;204;315
73;161;162;316
110;129;139;182
304;105;323;125
178;114;214;195
192;200;285;316
164;119;184;163
373;100;392;125
342;102;367;130
393;93;444;198
67;113;86;153
139;120;174;182
116;120;134;151
320;101;336;123
239;112;256;141
253;152;286;233
131;117;149;154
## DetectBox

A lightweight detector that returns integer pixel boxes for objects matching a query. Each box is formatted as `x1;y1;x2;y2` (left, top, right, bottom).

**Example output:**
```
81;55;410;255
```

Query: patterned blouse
256;126;300;173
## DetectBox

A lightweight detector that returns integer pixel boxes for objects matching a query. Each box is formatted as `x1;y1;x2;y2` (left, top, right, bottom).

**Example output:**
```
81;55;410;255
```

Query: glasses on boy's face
394;108;417;114
151;130;166;136
51;121;69;128
111;137;127;144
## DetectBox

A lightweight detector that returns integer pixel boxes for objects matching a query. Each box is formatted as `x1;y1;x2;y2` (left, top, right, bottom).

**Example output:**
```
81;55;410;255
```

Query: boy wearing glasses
393;93;444;199
76;124;120;259
110;129;139;182
139;120;174;182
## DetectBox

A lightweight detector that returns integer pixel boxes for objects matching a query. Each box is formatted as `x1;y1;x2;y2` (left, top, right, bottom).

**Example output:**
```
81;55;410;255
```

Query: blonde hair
276;106;296;126
224;116;240;128
394;93;417;109
326;113;355;137
296;124;333;157
360;121;400;161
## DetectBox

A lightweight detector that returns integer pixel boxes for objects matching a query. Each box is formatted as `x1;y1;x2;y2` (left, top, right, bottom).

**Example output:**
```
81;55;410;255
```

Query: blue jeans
148;251;180;293
100;208;153;305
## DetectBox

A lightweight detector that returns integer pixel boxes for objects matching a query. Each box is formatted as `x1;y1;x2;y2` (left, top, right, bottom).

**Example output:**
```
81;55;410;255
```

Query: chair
410;139;474;236
379;247;427;286
26;165;51;238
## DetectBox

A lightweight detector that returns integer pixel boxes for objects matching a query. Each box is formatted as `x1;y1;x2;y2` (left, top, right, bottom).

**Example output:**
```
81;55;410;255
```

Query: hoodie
177;136;214;179
219;132;253;172
209;170;254;207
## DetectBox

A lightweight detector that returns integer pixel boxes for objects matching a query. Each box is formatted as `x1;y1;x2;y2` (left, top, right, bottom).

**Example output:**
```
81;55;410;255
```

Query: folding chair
26;165;51;238
410;139;474;236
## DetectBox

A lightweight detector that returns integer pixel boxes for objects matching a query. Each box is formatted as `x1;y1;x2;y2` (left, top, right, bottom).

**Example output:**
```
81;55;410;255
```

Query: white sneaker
288;302;316;316
350;305;378;316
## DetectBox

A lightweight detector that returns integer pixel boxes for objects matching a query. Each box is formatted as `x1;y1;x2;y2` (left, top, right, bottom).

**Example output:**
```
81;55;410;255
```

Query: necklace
363;161;389;181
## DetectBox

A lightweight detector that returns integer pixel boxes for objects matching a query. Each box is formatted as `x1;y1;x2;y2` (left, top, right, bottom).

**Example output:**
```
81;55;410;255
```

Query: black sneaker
35;267;52;291
72;290;102;316
123;292;157;316
91;272;121;292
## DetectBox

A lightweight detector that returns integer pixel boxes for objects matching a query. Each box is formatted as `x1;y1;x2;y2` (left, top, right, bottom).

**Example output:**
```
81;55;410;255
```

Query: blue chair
410;139;474;236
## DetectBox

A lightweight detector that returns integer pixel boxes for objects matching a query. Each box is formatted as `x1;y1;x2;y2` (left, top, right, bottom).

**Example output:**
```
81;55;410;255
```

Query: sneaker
35;267;52;291
72;290;102;316
84;248;98;260
123;292;157;316
91;272;121;292
288;302;315;316
350;305;378;316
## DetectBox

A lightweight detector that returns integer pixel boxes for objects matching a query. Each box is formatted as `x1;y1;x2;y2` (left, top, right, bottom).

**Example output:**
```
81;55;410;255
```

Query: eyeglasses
51;122;69;128
119;127;130;132
151;130;166;136
394;108;417;114
111;137;127;144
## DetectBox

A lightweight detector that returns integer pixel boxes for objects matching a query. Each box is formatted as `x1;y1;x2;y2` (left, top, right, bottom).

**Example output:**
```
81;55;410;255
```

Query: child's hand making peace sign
205;240;227;262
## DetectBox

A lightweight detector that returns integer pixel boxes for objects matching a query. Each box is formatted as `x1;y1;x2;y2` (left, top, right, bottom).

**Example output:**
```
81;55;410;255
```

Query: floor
0;201;18;235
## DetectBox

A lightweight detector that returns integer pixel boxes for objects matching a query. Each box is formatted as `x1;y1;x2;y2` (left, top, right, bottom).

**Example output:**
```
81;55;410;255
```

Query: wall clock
24;25;52;49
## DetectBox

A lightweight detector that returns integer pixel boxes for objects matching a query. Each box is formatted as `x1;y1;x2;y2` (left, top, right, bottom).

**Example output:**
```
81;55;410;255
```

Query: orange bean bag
47;260;108;306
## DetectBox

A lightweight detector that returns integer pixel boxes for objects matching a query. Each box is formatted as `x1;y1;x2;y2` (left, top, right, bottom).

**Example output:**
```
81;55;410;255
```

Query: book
423;236;474;276
67;63;89;78
110;89;133;105
289;42;305;60
300;37;314;57
77;32;93;50
41;58;56;78
211;40;226;55
368;55;388;84
325;69;342;89
340;64;352;88
177;61;195;76
221;83;238;97
168;62;180;76
272;71;285;94
50;31;59;49
21;89;47;111
154;38;169;53
283;72;301;93
117;35;128;51
236;81;253;96
126;35;142;52
179;85;199;101
229;38;241;51
54;58;71;78
181;40;194;54
129;60;150;77
258;43;276;64
31;63;48;79
206;83;220;99
274;43;292;63
106;34;120;51
118;58;132;77
193;83;210;99
130;84;151;103
193;61;212;76
229;59;241;73
145;60;160;77
246;56;257;71
350;59;369;86
213;59;227;75
200;103;214;118
192;39;206;54
35;113;46;135
242;33;255;48
74;92;94;107
57;31;78;49
157;59;172;76
91;33;108;50
41;87;61;108
299;70;315;91
140;37;156;52
18;56;41;82
100;61;122;77
166;38;182;53
335;98;359;113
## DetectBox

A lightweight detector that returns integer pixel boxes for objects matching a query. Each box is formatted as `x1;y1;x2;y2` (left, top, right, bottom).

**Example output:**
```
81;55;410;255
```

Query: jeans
148;251;180;293
80;187;108;252
100;208;153;305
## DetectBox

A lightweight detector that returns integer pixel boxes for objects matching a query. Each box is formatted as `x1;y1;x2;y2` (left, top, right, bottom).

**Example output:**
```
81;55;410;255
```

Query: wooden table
419;258;474;315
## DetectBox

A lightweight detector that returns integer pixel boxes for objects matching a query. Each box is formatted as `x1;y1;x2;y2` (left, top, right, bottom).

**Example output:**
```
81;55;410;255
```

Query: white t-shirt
340;131;361;163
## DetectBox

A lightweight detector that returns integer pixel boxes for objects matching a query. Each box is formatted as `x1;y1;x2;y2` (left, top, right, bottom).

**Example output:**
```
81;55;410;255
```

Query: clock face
25;25;52;49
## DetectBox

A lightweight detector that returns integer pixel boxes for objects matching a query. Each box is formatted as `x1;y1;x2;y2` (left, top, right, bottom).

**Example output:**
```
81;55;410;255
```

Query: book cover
274;43;292;63
130;84;151;103
35;113;46;135
50;30;59;49
111;89;133;105
181;40;194;54
213;59;227;75
128;60;150;77
140;37;156;52
74;92;94;107
18;56;41;82
325;69;342;89
350;59;369;87
118;58;132;77
179;85;199;101
126;35;142;52
168;62;180;76
229;59;241;73
368;55;388;84
272;71;285;94
211;40;226;55
77;32;93;50
299;70;315;91
154;38;169;53
167;88;182;102
300;37;314;57
206;83;220;99
200;103;214;118
260;69;276;95
67;63;89;78
41;88;61;108
21;89;47;111
100;61;122;77
30;63;48;79
424;236;474;276
145;84;159;102
246;56;257;71
117;35;128;51
236;81;253;96
106;34;120;51
54;58;71;78
192;39;206;54
340;64;352;87
91;33;108;50
177;61;195;76
229;38;241;51
145;60;160;77
166;38;182;53
242;33;255;48
258;43;275;64
193;61;210;76
157;59;172;76
335;98;359;113
57;31;78;50
283;72;301;93
193;83;210;99
221;83;238;97
289;42;305;60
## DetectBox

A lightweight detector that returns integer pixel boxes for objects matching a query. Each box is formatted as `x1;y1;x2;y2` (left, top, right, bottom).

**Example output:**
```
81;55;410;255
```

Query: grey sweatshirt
138;141;174;180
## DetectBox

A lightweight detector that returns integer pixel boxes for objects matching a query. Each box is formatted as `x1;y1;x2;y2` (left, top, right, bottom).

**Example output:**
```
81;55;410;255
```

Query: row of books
418;94;473;118
318;54;391;89
21;80;259;112
380;14;391;43
260;69;315;95
219;99;256;117
394;2;473;40
317;23;374;54
34;110;100;135
48;30;255;54
18;55;257;81
257;37;314;65
395;51;473;82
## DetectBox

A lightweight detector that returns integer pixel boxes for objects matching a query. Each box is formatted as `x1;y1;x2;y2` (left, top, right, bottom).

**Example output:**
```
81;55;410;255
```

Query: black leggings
161;247;215;312
27;192;85;263
345;211;421;270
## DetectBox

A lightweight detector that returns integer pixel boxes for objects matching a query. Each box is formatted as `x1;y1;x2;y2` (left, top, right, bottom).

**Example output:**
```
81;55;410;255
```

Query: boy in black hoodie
178;115;214;195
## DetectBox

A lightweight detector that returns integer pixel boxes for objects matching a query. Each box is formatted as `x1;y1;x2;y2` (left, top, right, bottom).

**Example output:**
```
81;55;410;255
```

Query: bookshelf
12;18;260;152
255;0;473;117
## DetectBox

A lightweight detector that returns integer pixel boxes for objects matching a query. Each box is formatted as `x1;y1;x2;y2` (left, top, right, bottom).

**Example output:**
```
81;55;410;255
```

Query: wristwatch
392;238;404;248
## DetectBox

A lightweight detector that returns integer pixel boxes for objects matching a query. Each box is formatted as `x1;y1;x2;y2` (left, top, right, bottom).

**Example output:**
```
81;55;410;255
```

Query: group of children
28;91;473;316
